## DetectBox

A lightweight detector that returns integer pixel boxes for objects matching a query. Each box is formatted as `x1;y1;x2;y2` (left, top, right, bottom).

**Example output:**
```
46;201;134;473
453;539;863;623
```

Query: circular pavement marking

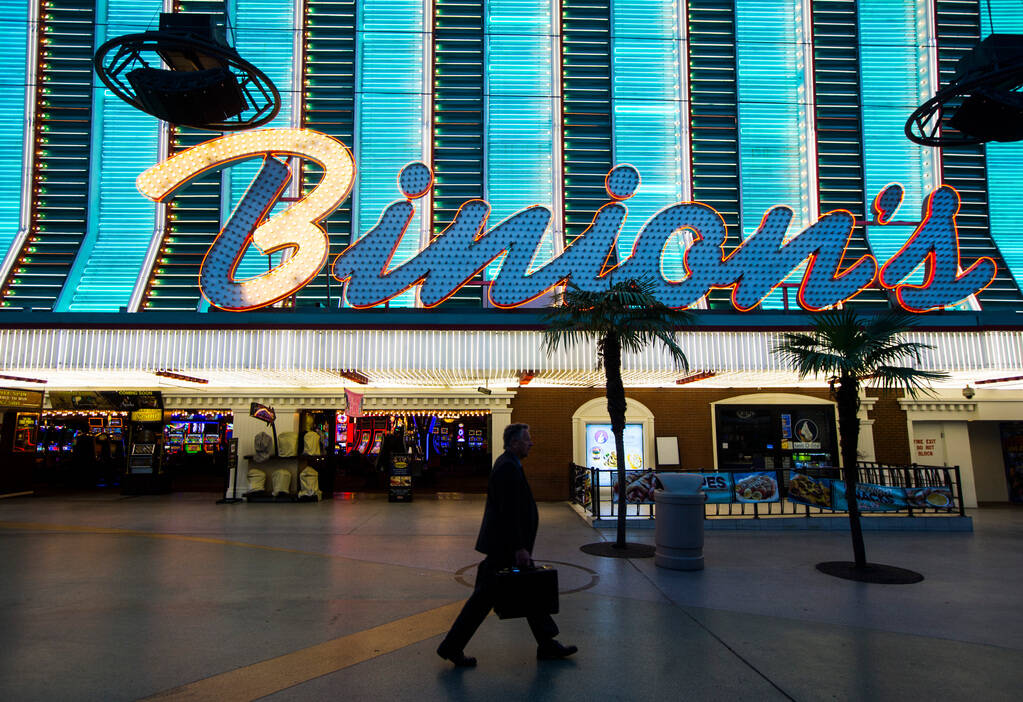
454;559;600;594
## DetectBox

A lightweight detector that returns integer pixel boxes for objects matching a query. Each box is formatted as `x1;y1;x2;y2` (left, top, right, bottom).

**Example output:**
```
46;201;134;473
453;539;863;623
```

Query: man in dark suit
437;423;577;667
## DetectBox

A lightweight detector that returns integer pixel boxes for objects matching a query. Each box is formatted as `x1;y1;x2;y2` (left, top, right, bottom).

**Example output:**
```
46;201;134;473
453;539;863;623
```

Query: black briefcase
493;566;559;620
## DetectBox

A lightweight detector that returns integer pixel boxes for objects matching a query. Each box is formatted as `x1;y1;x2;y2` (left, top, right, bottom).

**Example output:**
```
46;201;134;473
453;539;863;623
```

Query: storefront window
715;405;837;472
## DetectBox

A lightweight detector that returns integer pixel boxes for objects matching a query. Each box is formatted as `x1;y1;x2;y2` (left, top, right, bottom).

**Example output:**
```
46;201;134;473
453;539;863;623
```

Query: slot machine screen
335;412;349;451
356;430;371;454
370;430;384;455
202;434;220;453
184;433;203;454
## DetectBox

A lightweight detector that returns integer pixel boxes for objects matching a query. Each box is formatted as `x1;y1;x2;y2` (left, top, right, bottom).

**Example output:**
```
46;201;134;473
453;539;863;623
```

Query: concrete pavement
0;492;1019;701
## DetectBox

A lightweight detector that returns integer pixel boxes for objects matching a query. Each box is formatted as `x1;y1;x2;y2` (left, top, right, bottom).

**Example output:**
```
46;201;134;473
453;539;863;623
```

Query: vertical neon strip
859;0;935;266
549;0;564;256
356;0;425;306
57;0;163;311
675;0;691;204
798;0;818;225
229;0;297;282
485;0;555;279
0;0;30;271
734;0;812;308
982;1;1023;290
611;0;684;278
419;0;433;272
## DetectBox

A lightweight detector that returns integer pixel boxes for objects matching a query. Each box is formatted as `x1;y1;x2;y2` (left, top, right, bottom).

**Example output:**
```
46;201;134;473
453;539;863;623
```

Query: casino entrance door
336;411;492;493
334;391;514;494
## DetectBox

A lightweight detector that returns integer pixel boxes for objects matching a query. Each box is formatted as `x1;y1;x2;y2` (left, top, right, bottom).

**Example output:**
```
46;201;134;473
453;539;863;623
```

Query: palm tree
543;277;694;555
773;309;947;578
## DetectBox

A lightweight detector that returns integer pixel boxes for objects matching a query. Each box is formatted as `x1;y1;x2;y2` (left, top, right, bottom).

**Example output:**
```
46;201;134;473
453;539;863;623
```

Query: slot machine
184;434;203;454
202;433;220;453
356;430;371;454
335;412;349;453
369;430;384;455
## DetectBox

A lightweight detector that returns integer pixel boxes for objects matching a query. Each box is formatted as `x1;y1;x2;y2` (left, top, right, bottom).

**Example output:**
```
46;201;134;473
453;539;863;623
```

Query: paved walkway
0;492;1020;701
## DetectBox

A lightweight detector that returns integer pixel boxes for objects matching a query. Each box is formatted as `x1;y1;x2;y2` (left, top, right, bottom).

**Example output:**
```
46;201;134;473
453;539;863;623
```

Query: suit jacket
475;450;539;557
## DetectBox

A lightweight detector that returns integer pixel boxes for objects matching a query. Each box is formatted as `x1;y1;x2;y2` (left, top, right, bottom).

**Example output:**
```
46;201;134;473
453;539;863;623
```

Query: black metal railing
570;462;967;520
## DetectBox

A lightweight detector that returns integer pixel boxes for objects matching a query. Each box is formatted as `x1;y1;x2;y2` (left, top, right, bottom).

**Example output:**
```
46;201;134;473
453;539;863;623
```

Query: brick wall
866;389;911;464
511;387;834;500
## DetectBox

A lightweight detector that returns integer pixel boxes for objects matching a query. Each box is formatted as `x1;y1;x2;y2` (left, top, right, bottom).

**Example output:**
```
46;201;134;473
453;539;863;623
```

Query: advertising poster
732;472;780;503
586;423;644;472
388;453;413;502
786;472;834;509
698;472;734;504
904;486;955;510
832;481;907;512
612;470;660;503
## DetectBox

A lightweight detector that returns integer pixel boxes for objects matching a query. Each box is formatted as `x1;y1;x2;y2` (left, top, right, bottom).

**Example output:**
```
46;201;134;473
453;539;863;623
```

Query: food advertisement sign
832;482;955;512
832;481;906;511
791;418;822;450
699;472;734;504
612;471;660;503
733;472;780;503
786;472;834;509
586;423;644;472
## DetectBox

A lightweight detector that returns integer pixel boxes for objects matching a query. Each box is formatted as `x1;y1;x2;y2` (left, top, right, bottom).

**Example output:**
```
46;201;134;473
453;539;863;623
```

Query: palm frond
542;277;695;370
772;309;945;396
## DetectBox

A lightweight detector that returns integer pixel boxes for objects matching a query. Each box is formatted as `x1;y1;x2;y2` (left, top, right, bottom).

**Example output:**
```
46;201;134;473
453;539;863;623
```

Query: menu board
586;423;644;472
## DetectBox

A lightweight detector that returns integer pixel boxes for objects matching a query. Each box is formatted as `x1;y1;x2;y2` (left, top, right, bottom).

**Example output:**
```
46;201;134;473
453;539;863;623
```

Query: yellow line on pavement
140;600;465;702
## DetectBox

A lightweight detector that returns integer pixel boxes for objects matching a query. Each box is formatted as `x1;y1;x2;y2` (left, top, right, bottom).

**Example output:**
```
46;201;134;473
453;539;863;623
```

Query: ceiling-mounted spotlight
93;12;280;131
477;387;492;395
906;34;1023;146
962;385;976;399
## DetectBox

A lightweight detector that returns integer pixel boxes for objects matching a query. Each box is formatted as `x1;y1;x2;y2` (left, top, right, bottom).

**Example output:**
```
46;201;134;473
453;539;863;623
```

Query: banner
345;389;364;418
733;472;780;503
612;470;660;504
698;473;734;504
788;473;955;512
786;473;834;510
49;390;162;411
832;481;907;512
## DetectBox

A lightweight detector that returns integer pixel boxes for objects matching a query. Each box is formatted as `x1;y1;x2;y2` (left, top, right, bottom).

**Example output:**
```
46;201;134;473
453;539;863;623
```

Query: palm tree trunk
837;375;867;568
603;332;629;548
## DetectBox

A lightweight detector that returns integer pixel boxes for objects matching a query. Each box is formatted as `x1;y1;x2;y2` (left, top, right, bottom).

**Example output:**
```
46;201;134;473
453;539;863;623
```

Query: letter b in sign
136;129;355;310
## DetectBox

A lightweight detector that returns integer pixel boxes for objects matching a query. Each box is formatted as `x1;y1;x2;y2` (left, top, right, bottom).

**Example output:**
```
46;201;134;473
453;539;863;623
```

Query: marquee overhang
1;310;1020;391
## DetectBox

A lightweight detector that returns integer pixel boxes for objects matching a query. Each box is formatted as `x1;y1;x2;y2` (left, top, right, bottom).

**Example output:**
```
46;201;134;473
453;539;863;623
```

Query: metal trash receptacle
654;473;706;571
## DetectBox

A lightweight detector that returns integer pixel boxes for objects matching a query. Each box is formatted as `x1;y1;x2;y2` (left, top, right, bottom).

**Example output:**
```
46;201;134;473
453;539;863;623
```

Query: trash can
654;473;706;571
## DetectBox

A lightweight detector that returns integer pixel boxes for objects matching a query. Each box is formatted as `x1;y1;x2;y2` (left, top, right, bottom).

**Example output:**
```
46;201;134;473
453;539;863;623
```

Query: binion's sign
137;128;996;313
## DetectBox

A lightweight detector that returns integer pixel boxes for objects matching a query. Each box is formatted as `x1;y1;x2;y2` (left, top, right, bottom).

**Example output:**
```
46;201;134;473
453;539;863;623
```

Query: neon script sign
137;129;996;313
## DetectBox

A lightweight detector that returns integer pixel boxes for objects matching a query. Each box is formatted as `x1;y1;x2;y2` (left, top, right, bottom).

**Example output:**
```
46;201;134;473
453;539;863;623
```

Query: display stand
216;438;242;504
388;453;413;502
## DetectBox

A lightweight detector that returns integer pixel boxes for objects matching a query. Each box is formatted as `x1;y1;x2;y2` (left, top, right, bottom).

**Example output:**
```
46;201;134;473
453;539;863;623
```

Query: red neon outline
878;184;997;313
795;209;878;312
